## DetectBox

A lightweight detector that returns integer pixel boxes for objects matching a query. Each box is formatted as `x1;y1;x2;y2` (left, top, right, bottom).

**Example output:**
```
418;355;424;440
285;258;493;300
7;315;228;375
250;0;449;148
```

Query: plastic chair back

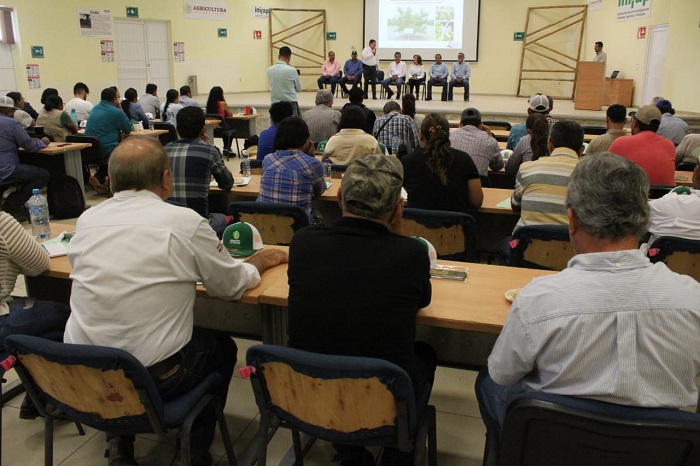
648;236;700;282
65;134;105;165
229;201;309;245
402;208;477;262
249;159;263;175
581;125;608;135
153;122;178;146
331;164;348;179
510;224;574;270
649;185;675;199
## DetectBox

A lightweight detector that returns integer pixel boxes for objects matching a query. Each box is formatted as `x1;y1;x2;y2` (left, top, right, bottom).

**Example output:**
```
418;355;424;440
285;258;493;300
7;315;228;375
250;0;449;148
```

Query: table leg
205;125;215;145
63;149;86;196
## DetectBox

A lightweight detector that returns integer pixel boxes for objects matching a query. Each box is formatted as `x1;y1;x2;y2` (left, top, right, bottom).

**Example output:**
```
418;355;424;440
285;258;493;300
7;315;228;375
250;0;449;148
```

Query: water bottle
241;154;251;178
324;158;332;184
27;189;50;240
148;116;154;131
70;108;78;126
391;132;400;155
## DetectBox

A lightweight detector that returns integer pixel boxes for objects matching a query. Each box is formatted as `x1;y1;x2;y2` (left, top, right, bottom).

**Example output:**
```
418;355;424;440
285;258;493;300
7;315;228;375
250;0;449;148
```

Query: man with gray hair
288;155;437;466
301;89;341;143
477;153;700;463
65;137;288;465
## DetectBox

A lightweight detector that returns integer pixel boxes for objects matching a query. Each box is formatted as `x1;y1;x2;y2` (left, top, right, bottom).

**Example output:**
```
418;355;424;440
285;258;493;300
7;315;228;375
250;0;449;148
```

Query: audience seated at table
586;104;628;155
302;89;341;143
656;99;688;146
504;113;549;178
178;85;200;108
166;106;234;238
287;154;437;466
506;93;552;150
257;116;325;222
324;106;380;165
372;101;419;155
676;134;700;166
477;153;700;463
139;83;161;118
609;105;676;186
342;88;375;135
121;87;150;129
0;95;50;222
5;92;34;129
39;88;58;114
160;88;183;126
402;113;483;213
257;101;293;161
449;107;503;177
36;95;78;142
63;82;93;122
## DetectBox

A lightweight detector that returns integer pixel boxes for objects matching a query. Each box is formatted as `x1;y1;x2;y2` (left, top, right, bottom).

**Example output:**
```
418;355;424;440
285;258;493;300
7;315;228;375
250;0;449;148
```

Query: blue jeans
382;77;404;97
340;74;362;94
0;297;70;351
448;78;470;101
317;75;340;95
4;164;50;210
475;368;525;447
426;78;447;100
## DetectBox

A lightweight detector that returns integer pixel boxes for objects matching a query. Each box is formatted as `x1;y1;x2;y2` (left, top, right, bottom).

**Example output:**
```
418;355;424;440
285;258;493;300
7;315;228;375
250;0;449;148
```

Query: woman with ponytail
160;89;183;126
401;112;483;212
505;112;550;178
37;95;78;142
121;88;150;129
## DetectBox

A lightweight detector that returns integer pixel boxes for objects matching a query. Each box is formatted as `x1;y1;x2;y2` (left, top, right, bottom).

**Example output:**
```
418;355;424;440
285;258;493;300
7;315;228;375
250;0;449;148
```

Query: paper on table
210;176;251;187
496;197;512;209
42;242;68;258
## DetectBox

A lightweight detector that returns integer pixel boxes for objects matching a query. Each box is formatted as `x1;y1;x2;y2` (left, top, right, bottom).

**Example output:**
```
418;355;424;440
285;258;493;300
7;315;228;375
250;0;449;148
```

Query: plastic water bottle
148;116;154;131
70;108;78;126
391;132;400;155
241;154;251;178
27;189;50;240
324;158;332;184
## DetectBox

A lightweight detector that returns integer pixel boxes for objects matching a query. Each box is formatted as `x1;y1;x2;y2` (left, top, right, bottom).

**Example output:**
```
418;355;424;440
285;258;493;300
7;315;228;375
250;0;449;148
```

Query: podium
574;61;605;110
603;78;634;107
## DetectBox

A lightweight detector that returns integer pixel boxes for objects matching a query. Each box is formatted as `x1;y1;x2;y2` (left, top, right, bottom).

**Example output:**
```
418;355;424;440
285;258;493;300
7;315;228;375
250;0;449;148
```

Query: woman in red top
205;86;235;155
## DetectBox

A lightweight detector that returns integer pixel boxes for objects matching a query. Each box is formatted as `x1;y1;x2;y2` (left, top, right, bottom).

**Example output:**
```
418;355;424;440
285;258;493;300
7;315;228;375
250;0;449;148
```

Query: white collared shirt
388;61;406;78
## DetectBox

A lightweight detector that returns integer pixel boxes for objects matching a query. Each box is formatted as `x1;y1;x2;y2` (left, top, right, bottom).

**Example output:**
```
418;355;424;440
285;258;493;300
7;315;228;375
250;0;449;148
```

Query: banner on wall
588;0;603;12
26;64;40;89
617;0;652;22
253;6;270;18
183;1;228;21
78;9;113;38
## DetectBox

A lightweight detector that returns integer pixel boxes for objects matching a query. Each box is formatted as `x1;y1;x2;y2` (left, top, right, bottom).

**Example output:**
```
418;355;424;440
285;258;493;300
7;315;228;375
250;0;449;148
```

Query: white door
114;20;171;97
640;24;668;106
0;42;17;95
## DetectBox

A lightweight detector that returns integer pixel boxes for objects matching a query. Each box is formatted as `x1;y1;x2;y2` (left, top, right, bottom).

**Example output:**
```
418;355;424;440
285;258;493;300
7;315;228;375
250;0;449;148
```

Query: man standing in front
339;50;363;96
449;107;503;177
477;153;700;464
166;106;234;238
382;51;406;100
288;155;437;466
65;137;287;466
593;41;607;62
426;54;448;101
317;51;341;96
85;87;133;194
448;52;471;102
362;39;378;100
267;46;302;116
302;89;341;143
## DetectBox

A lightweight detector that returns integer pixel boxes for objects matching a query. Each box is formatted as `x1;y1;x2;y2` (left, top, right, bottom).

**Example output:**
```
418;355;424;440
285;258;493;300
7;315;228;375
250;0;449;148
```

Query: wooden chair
648;236;700;282
242;344;437;466
510;225;574;271
402;208;478;262
4;335;237;466
249;159;263;176
229;201;309;246
488;391;700;466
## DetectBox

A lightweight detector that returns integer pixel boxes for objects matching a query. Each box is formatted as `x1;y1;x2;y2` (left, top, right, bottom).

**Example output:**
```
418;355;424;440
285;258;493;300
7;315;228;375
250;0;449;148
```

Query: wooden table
128;128;169;139
20;142;92;196
675;171;692;187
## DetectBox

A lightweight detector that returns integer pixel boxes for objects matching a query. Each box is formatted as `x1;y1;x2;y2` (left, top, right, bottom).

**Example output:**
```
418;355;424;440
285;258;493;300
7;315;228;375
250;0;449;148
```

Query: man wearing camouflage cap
287;154;437;466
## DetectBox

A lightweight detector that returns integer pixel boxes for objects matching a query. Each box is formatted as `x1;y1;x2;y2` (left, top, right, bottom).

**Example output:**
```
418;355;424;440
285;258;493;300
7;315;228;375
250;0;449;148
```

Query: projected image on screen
365;0;480;61
380;1;464;49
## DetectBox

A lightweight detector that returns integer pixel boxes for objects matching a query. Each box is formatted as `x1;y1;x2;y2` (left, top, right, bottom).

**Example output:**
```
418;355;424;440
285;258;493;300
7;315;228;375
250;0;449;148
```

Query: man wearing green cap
287;155;437;466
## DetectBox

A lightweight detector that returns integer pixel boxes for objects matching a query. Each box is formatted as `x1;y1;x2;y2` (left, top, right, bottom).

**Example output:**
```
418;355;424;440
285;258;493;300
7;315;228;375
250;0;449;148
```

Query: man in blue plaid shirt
258;116;326;222
166;106;234;237
372;101;419;155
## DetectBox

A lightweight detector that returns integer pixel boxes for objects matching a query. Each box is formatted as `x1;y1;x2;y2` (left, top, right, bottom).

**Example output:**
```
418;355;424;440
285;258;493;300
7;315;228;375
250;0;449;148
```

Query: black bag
47;175;85;219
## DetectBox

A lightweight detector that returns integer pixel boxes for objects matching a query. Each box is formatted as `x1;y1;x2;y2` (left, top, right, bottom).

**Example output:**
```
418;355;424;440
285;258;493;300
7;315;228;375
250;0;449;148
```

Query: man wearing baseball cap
287;155;437;466
608;105;676;186
0;95;50;221
506;93;552;150
450;107;503;177
340;50;363;97
655;99;689;146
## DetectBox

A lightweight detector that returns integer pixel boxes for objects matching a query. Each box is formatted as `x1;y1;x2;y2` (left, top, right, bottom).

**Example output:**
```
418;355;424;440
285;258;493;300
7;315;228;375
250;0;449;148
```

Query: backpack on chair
47;175;85;219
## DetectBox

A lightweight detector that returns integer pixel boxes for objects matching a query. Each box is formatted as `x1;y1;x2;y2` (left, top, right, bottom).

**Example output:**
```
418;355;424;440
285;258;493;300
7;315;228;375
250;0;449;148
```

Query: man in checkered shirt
372;101;419;155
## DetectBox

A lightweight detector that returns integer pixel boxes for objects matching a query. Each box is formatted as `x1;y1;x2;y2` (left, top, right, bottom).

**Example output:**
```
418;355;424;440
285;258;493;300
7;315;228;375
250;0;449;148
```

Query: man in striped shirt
510;120;583;232
478;153;700;459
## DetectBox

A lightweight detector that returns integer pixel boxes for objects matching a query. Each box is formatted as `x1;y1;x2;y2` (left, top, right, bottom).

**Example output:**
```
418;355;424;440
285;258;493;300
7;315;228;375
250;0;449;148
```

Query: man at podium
593;41;607;63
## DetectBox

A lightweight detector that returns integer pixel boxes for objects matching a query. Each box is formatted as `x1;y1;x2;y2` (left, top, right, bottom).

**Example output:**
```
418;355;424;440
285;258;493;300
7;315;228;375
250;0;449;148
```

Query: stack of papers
40;231;73;258
210;176;251;188
430;264;469;281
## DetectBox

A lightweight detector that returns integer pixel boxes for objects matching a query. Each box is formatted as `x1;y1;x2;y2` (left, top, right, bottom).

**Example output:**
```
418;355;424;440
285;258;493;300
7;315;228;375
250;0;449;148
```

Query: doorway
640;24;668;106
114;19;171;98
0;43;17;95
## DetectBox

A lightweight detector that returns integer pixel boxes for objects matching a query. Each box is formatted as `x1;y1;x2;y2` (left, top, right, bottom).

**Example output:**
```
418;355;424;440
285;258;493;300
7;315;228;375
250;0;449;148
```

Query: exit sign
218;28;228;38
326;32;337;40
513;32;524;41
126;7;139;18
31;46;44;58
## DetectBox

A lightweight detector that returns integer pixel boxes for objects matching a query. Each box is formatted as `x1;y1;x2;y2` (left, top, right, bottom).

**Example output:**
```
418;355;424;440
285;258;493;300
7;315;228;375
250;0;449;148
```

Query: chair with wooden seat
242;344;437;466
153;122;178;146
4;334;237;466
483;121;512;131
647;236;700;281
510;225;574;271
229;201;309;246
485;390;700;466
402;208;478;262
249;159;263;176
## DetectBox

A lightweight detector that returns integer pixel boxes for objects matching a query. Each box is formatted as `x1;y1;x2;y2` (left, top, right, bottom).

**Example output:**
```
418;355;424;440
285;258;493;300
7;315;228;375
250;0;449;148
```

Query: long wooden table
20;141;92;195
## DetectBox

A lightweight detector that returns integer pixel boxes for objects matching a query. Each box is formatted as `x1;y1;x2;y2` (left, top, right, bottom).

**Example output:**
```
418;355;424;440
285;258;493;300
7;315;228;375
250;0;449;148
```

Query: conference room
0;0;699;465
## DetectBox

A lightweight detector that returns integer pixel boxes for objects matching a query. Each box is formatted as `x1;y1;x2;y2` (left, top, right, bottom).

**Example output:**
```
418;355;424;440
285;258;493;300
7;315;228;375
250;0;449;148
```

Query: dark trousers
318;75;340;95
426;78;447;100
340;75;362;94
408;78;426;97
3;164;50;210
448;79;470;101
107;328;237;455
0;298;70;351
333;342;437;465
363;64;377;99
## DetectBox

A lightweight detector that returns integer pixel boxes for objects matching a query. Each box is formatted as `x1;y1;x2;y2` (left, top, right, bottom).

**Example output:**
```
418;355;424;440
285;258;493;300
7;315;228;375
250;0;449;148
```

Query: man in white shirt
477;153;700;462
362;39;379;100
382;52;406;100
593;41;607;63
63;82;93;122
65;137;288;466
